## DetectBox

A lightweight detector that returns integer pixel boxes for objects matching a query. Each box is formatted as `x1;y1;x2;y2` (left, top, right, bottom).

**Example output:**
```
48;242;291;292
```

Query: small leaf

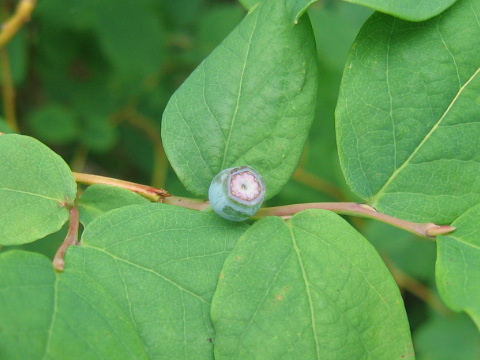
27;104;79;145
80;115;118;153
336;0;480;223
211;210;414;359
436;202;480;329
0;135;77;245
162;0;318;198
78;184;150;226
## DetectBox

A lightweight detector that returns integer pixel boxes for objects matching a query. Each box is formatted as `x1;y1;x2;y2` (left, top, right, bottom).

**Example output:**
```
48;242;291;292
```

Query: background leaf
436;202;480;329
211;210;414;359
336;0;480;223
414;313;480;359
26;104;79;145
162;0;318;198
77;184;150;226
0;135;76;245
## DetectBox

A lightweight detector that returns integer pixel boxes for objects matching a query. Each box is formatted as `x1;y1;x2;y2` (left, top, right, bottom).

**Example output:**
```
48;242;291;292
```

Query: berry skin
208;166;266;221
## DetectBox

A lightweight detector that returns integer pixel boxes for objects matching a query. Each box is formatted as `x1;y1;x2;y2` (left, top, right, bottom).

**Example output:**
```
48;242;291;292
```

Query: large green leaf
0;204;248;359
0;135;77;245
0;251;148;360
211;210;414;359
162;0;318;198
436;203;480;329
336;0;480;223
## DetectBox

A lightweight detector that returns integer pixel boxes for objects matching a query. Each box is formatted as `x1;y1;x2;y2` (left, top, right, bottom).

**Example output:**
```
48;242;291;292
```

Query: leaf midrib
369;66;480;205
220;10;259;170
287;225;321;359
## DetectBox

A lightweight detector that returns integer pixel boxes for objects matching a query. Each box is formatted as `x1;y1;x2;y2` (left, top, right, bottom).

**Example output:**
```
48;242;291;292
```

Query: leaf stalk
53;205;80;272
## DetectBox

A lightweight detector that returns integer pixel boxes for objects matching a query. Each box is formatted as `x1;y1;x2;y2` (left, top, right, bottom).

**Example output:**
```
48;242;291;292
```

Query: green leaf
2;224;68;260
0;204;248;359
162;0;318;198
80;115;118;153
0;135;77;245
436;202;480;329
27;104;79;145
238;0;259;11
211;210;414;359
414;313;480;360
93;1;164;79
336;0;480;223
0;251;148;360
78;184;150;226
343;0;457;21
70;204;248;358
240;0;452;22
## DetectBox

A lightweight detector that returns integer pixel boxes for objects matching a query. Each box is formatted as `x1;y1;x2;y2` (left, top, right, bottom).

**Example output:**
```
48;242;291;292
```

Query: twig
0;49;18;132
0;0;37;49
163;196;209;211
72;172;455;239
256;202;455;239
53;205;80;272
73;172;170;201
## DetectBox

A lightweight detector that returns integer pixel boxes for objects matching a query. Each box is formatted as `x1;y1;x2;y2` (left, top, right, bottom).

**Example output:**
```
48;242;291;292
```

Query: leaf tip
426;224;456;237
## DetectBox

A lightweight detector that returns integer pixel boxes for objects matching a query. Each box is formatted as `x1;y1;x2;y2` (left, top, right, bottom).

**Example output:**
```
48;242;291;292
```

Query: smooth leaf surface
343;0;457;21
211;210;414;359
0;135;76;245
436;202;480;329
27;104;79;145
0;205;248;359
0;251;148;360
162;0;318;198
69;203;248;359
336;0;480;223
77;184;150;226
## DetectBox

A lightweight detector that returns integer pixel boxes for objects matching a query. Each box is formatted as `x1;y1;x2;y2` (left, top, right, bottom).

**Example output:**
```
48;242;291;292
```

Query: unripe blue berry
208;166;266;221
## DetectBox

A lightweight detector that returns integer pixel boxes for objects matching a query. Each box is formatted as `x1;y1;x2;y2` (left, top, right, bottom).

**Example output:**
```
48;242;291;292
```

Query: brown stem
73;172;455;239
0;49;18;132
73;172;170;201
256;202;455;239
0;0;37;49
53;205;80;272
163;196;210;211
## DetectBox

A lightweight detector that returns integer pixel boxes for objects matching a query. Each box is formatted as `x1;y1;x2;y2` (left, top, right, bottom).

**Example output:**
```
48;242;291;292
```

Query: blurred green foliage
1;0;478;356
